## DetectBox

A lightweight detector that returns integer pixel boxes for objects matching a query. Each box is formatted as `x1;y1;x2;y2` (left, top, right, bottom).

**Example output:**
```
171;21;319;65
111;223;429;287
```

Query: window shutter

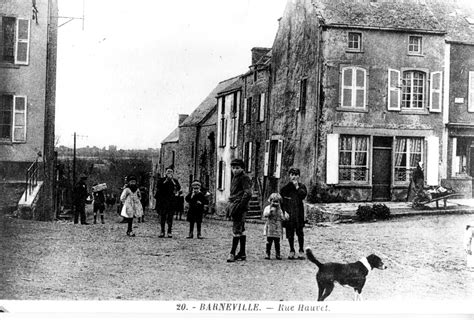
248;142;253;172
326;133;339;184
264;140;270;176
341;68;353;108
429;71;442;113
243;98;248;123
223;119;227;146
469;71;474;112
223;161;226;190
388;69;401;111
274;140;283;178
259;93;265;121
13;95;27;142
15;19;30;65
426;136;439;186
452;138;458;177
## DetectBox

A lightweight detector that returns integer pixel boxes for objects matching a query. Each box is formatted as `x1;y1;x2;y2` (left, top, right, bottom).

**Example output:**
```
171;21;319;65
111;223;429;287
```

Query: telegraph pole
73;132;77;187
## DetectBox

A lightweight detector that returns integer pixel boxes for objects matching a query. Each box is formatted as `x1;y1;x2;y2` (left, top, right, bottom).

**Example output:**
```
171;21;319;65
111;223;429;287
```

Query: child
226;159;252;262
185;180;209;239
138;186;149;223
92;184;106;224
466;225;474;270
120;176;143;237
280;167;307;260
263;193;289;260
175;190;185;220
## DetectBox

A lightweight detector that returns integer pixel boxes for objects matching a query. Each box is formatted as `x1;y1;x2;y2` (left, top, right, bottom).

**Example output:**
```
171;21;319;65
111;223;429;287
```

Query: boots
93;215;97;224
265;242;271;260
100;215;105;224
236;235;247;261
275;240;282;260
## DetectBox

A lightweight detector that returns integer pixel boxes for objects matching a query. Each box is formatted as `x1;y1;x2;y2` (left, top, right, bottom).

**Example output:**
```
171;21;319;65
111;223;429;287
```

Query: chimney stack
251;47;271;65
178;114;188;125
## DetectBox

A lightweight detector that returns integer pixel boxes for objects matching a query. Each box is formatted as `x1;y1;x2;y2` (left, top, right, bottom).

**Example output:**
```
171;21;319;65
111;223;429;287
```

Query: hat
289;168;300;175
191;180;202;188
127;175;137;182
230;158;245;168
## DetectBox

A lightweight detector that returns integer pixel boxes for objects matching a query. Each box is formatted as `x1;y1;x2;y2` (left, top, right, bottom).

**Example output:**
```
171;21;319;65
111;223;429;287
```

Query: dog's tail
305;247;322;268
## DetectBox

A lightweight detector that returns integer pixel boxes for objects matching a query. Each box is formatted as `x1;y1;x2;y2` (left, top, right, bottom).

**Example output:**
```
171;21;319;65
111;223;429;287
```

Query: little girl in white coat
120;176;143;237
263;193;289;260
465;224;474;270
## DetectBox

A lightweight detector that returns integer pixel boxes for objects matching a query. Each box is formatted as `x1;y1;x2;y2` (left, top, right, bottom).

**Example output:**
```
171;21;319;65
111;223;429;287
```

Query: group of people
225;158;307;262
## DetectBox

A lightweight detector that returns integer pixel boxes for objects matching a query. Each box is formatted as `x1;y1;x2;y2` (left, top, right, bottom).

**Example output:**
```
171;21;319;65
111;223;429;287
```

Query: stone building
215;76;243;214
159;115;186;176
269;0;455;202
0;0;58;219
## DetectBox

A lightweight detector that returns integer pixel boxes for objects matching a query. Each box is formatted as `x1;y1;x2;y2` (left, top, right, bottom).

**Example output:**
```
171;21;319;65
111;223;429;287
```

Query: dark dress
185;192;209;223
280;181;307;232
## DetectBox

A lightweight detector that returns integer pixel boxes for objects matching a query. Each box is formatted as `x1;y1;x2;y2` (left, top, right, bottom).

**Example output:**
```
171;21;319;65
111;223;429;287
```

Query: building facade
0;0;58;219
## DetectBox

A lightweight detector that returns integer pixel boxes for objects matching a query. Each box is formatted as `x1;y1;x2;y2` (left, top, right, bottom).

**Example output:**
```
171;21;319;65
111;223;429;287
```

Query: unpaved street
1;209;473;302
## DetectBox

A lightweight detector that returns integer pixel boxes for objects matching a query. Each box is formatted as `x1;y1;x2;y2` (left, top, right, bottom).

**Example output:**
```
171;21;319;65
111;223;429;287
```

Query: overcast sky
55;0;288;149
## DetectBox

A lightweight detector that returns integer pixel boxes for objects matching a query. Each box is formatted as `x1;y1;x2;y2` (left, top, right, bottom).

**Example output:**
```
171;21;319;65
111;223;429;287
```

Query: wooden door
372;137;392;201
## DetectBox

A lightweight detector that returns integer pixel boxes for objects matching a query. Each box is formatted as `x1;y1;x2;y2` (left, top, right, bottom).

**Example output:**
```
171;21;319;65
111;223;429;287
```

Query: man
154;166;181;238
73;173;89;225
226;159;252;262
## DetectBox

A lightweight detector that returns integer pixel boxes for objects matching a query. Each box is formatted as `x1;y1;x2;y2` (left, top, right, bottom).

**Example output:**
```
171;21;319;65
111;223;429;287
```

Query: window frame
393;137;424;186
408;35;423;56
338;135;370;184
0;93;27;143
347;32;362;52
298;78;307;112
0;17;30;65
401;70;427;110
339;66;368;111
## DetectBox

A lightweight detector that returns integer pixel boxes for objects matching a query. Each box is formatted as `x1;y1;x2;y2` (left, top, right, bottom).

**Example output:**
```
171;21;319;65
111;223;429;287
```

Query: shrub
372;203;391;220
356;205;373;222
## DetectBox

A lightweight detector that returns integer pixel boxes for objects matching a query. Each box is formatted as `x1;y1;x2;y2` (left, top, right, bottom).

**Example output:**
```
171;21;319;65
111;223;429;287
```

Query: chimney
251;47;271;65
178;114;188;125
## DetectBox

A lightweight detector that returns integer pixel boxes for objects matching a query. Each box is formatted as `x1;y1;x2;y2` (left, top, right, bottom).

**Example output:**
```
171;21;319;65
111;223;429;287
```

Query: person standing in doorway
280;168;307;260
73;173;89;225
226;159;252;263
154;166;181;238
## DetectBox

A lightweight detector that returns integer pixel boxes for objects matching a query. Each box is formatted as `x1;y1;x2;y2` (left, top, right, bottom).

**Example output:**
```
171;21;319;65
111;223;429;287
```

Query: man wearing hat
154;166;181;238
226;158;252;262
73;173;89;225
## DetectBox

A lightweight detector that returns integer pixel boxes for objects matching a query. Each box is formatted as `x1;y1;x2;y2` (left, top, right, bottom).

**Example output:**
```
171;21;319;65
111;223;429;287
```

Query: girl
466;224;474;270
185;180;208;239
120;176;143;237
263;193;289;260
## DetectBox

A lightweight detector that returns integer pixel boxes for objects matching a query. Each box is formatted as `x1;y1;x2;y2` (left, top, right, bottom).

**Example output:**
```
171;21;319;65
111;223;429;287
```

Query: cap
230;159;245;168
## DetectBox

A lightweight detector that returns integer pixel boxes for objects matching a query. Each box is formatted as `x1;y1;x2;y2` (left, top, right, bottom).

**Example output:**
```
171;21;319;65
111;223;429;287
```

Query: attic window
408;36;422;55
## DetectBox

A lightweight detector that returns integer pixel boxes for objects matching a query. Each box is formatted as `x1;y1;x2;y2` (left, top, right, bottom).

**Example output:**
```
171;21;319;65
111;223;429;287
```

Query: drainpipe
314;21;324;186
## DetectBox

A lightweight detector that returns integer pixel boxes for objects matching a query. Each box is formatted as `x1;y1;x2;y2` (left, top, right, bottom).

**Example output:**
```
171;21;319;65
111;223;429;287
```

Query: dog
306;247;387;301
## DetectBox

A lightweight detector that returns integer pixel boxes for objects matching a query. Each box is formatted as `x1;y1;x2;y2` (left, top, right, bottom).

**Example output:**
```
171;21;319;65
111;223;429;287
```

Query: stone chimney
251;47;271;65
178;114;188;125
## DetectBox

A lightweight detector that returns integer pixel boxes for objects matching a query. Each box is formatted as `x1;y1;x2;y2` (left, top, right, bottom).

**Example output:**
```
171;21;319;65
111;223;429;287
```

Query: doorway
372;136;392;201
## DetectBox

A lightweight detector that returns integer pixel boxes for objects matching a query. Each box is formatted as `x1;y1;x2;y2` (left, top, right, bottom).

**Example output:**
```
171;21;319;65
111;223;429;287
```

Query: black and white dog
306;247;387;301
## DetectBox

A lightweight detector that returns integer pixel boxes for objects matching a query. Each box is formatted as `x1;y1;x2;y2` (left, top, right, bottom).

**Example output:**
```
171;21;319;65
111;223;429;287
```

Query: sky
55;0;289;150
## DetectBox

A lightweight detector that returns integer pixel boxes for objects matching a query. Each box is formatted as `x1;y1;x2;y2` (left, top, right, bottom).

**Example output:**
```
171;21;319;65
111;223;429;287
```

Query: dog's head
366;254;387;270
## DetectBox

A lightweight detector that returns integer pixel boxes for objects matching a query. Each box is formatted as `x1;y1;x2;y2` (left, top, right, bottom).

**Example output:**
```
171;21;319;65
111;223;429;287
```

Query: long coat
227;172;252;220
263;205;289;238
120;187;143;218
154;177;181;212
280;181;307;230
185;191;209;223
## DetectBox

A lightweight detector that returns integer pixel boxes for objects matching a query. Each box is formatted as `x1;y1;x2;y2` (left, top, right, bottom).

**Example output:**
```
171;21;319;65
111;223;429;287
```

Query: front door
372;137;392;201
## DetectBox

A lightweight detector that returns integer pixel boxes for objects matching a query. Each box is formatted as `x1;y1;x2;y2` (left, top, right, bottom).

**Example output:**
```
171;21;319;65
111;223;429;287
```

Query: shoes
264;254;270;260
235;252;247;261
197;234;203;239
227;253;236;263
126;231;136;237
297;250;306;260
276;255;282;260
81;222;89;225
158;233;165;238
167;233;172;238
288;251;295;260
186;234;193;239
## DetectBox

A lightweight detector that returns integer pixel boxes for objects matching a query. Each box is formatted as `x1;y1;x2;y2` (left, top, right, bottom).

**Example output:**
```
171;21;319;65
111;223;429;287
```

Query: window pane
356;70;364;87
18;20;29;40
355;89;364;108
14;127;25;141
340;136;352;151
2;17;16;63
343;69;352;86
14;112;25;126
339;151;351;165
15;97;26;111
343;89;352;106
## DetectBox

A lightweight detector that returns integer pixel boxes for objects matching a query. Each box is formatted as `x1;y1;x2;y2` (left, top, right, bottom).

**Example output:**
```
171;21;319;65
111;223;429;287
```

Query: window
402;71;426;109
0;94;27;142
218;160;226;190
257;93;265;121
394;137;423;184
341;67;367;109
299;79;307;112
469;71;474;112
1;17;30;65
408;36;422;55
264;140;283;178
244;141;253;172
338;135;369;183
253;71;258;82
244;97;252;124
348;32;362;51
218;97;227;147
230;92;239;147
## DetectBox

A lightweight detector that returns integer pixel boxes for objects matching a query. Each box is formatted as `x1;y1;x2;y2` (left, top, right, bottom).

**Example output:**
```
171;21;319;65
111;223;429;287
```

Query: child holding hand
263;193;289;260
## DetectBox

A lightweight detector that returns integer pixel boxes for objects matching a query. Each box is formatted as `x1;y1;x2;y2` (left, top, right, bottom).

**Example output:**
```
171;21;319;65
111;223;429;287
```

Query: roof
428;1;474;44
180;75;242;127
216;77;243;96
311;0;444;32
161;127;179;144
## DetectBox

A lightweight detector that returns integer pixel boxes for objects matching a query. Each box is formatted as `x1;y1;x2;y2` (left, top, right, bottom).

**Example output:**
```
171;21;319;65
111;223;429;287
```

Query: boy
154;166;181;238
226;159;252;262
92;183;106;224
280;168;307;260
185;180;208;239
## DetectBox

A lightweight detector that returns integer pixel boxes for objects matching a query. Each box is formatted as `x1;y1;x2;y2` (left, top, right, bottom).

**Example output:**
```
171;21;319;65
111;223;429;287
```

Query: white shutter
274;140;283;179
264;140;270;176
12;95;27;142
341;68;353;108
426;136;439;186
223;161;226;190
469;71;474;112
259;93;265;121
452;138;459;177
388;69;401;111
248;142;253;172
243;98;248;123
326;133;339;184
15;19;30;65
223;119;227;147
429;71;442;113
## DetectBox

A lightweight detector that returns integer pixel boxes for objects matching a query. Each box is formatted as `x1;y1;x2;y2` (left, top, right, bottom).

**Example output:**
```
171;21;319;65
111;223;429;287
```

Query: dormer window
347;32;362;52
408;36;422;55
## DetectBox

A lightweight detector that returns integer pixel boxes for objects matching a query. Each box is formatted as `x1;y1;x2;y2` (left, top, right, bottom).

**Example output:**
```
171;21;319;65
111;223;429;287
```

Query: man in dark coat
226;158;252;262
73;173;89;225
154;166;181;238
280;168;307;260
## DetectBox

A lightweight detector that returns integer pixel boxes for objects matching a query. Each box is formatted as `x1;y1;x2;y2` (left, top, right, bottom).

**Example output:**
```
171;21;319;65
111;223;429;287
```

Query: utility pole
73;132;77;187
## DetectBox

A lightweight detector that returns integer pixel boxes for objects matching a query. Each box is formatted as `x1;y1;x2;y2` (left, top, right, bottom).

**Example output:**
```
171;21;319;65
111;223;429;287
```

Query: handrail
25;159;39;201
